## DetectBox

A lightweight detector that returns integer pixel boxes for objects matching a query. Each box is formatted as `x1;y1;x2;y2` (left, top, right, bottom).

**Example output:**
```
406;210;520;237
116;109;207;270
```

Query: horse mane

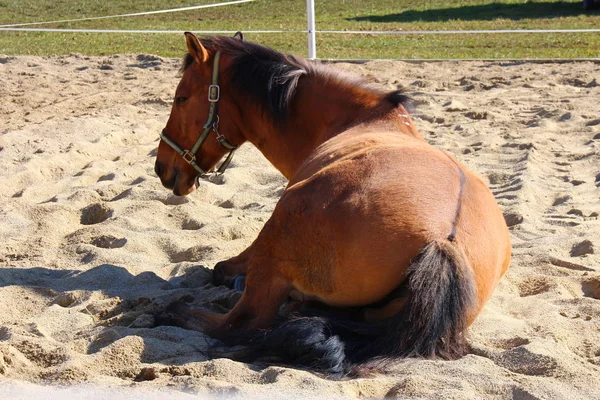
181;36;409;127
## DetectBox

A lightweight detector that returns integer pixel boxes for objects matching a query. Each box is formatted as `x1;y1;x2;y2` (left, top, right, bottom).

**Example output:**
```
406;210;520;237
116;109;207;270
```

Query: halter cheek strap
159;51;237;180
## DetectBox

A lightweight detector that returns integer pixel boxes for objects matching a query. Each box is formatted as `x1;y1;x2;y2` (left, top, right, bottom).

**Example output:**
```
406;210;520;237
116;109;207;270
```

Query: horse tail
216;240;477;376
368;239;477;360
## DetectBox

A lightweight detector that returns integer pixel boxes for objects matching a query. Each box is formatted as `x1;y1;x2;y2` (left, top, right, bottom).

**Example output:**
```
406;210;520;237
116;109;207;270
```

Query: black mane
181;36;408;127
181;36;308;126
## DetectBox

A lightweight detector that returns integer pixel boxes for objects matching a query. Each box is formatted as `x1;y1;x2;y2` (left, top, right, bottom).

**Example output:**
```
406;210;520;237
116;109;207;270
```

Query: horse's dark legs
181;261;291;335
212;246;252;287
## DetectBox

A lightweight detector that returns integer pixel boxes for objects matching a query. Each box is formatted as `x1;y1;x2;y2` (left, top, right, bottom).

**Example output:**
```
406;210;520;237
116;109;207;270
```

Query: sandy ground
0;53;599;399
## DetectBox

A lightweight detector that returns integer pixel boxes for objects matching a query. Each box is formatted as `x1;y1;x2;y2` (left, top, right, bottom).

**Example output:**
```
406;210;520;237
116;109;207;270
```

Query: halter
159;51;237;182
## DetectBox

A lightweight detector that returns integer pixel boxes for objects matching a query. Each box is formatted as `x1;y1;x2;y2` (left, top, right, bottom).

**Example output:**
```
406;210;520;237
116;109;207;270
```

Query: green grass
1;0;599;59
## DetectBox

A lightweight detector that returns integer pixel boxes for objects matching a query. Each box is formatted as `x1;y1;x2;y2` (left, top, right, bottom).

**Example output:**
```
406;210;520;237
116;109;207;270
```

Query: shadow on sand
0;264;242;366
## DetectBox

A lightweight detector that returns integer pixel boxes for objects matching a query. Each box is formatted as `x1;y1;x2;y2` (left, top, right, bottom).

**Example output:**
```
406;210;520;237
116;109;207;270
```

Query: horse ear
233;31;244;41
184;32;209;64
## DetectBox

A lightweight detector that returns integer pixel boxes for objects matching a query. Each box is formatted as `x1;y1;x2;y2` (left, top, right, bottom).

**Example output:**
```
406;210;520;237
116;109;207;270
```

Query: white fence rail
0;0;256;28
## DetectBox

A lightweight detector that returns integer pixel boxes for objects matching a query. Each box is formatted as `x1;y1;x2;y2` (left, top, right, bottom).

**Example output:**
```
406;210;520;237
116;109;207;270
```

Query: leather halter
159;51;237;182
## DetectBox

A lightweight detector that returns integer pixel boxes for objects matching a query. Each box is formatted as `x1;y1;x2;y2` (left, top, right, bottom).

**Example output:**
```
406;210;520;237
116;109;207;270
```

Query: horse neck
234;73;424;180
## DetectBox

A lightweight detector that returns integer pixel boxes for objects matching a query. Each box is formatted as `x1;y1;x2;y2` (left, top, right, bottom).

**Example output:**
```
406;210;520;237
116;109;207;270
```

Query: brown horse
154;32;511;374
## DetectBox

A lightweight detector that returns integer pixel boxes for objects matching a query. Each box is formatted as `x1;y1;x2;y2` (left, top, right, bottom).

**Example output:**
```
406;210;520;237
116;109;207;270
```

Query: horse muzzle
154;160;176;189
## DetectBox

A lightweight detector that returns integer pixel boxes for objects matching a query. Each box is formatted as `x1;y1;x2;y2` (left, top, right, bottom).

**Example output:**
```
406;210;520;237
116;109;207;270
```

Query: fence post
306;0;316;59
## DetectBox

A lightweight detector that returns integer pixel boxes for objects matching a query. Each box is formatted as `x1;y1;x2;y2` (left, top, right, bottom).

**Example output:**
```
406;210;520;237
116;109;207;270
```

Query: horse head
155;32;245;196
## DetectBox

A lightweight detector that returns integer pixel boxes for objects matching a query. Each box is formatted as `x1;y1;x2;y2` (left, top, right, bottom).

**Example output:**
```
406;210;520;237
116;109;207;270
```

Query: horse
154;31;511;374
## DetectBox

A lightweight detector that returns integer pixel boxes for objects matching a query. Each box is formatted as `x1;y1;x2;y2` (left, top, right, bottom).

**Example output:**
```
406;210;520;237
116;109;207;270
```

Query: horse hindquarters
230;238;477;374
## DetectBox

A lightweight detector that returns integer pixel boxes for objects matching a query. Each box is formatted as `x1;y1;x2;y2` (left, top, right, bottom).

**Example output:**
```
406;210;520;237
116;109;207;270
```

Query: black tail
216;240;477;375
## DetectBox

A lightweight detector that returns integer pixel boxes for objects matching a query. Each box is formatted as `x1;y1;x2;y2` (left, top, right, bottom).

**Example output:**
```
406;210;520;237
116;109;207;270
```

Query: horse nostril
154;161;162;177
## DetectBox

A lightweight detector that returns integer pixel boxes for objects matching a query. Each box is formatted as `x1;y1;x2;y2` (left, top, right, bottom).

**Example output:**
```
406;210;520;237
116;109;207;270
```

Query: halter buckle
182;150;196;164
208;85;220;102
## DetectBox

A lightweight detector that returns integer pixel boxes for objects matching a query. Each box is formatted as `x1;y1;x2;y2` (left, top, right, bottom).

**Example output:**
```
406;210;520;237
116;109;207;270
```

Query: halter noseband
159;51;237;182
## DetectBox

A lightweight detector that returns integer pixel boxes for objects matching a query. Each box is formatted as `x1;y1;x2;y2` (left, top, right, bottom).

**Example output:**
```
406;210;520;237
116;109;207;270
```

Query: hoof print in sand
80;203;113;225
582;278;600;300
91;235;127;249
170;245;214;263
504;212;524;227
181;219;204;231
97;173;116;182
494;346;558;376
518;276;552;297
570;240;594;257
135;367;158;382
552;194;571;207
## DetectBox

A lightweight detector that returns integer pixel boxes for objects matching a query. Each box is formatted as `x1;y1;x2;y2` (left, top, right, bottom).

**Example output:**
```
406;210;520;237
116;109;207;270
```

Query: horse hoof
213;261;234;287
233;274;246;292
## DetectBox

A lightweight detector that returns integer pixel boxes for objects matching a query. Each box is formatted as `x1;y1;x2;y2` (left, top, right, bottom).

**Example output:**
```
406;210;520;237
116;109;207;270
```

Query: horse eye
176;96;187;105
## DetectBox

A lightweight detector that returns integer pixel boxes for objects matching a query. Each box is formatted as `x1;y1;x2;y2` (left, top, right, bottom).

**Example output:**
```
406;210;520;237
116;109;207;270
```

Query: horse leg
212;246;252;287
183;260;292;336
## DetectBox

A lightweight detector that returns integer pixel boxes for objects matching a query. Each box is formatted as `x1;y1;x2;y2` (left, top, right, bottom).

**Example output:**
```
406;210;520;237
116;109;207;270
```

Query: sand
0;53;599;399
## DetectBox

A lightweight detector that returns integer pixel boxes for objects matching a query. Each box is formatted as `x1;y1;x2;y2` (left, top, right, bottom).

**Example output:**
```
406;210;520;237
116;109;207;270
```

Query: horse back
291;129;466;239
